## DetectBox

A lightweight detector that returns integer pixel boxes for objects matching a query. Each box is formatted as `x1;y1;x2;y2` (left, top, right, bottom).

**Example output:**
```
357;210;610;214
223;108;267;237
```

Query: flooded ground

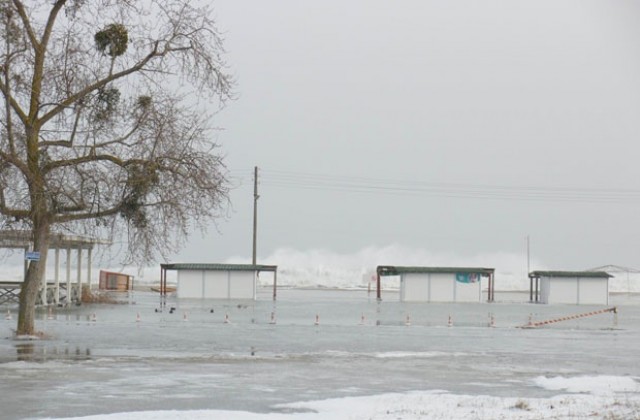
0;289;638;419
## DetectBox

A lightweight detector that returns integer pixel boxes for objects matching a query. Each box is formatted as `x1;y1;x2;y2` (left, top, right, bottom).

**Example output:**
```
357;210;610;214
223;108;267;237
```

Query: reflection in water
11;343;91;362
15;343;34;361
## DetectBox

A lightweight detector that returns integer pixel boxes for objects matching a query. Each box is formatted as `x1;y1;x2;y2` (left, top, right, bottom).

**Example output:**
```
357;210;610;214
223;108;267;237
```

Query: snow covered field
44;384;640;419
1;289;639;419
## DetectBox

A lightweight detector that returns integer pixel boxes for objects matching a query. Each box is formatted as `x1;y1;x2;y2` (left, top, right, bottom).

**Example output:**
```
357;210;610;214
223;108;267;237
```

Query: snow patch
45;389;640;420
533;375;640;395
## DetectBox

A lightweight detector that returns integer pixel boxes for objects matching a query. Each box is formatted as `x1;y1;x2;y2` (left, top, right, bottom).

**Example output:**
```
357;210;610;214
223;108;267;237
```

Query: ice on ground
47;388;640;420
372;351;469;359
534;375;640;395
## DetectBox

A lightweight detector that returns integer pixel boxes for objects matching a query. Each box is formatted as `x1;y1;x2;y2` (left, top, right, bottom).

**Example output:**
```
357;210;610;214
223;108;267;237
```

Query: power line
228;168;640;203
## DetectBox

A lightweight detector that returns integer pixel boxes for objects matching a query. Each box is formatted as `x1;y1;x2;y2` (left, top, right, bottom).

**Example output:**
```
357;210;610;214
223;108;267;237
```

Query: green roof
161;263;277;272
377;266;494;276
529;270;612;278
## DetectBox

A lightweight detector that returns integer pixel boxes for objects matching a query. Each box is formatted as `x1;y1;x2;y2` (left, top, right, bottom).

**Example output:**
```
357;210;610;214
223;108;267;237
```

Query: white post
77;248;82;302
54;248;60;305
87;248;92;291
66;248;71;306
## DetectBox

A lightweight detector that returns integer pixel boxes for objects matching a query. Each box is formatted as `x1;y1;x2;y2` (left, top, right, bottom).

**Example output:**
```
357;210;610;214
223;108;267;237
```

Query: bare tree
0;1;232;335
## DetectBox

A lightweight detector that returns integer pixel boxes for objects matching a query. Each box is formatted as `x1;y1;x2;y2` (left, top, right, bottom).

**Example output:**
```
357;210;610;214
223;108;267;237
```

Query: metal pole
492;272;495;302
252;166;259;265
272;270;277;301
488;272;494;302
486;273;490;302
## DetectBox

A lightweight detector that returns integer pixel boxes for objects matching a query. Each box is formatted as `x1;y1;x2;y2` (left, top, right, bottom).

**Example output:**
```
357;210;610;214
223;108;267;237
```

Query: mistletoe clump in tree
0;0;232;335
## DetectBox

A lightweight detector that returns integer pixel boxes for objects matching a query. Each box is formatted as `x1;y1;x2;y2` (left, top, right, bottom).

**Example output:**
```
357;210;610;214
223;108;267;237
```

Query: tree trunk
16;220;50;336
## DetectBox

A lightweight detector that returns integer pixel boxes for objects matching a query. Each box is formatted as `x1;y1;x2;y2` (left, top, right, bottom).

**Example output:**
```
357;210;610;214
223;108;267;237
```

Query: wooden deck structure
0;282;20;305
0;281;80;305
0;230;110;306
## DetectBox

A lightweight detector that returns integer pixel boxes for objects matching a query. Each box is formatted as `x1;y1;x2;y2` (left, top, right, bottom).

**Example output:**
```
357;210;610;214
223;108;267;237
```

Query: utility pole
252;166;259;265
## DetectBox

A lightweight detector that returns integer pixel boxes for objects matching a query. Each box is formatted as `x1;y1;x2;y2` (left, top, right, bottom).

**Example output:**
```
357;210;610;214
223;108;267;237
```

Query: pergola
0;230;110;305
528;270;612;304
376;265;496;302
159;263;279;301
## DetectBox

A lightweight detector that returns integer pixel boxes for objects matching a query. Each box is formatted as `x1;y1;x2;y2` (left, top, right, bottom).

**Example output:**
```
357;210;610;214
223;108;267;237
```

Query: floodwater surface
0;289;638;419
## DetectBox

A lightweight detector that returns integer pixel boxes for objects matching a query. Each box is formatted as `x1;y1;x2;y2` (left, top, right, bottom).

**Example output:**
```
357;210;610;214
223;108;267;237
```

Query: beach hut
529;270;611;305
160;263;278;300
376;266;495;302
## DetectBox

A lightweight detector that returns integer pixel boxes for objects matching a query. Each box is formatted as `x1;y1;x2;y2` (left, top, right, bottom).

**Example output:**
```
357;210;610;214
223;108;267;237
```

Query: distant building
529;271;611;305
160;263;278;300
588;265;640;294
376;266;495;302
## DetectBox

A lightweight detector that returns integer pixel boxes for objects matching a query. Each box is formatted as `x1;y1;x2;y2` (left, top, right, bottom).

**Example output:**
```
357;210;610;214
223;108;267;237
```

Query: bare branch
10;0;39;51
23;0;66;121
0;78;27;124
0;186;28;218
39;42;160;126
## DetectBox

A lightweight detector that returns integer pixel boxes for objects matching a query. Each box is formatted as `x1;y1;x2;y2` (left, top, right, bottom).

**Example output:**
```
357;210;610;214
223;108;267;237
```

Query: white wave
45;389;640;419
228;244;544;291
533;375;640;395
5;244;639;292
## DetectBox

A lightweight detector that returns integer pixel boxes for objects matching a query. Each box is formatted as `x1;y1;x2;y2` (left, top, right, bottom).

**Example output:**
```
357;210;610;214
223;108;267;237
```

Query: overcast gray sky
171;0;640;271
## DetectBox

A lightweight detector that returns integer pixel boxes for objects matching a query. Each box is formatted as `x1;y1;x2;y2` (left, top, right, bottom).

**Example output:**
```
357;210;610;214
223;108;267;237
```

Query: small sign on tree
25;252;41;262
